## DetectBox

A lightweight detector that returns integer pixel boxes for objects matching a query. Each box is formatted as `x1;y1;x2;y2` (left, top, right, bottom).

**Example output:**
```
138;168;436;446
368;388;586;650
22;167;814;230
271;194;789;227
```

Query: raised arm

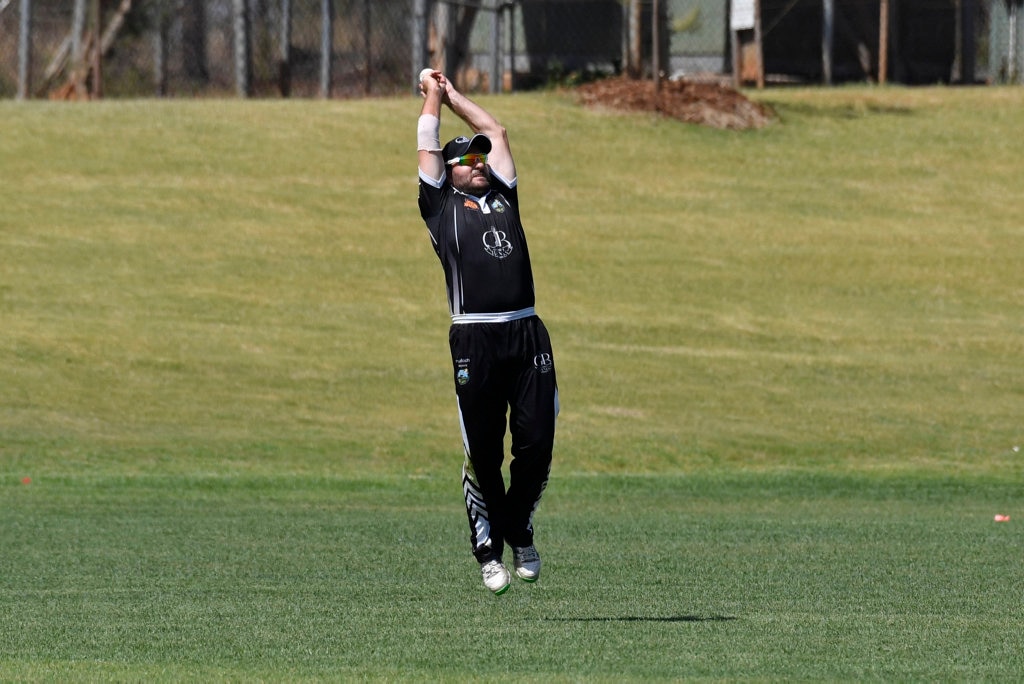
442;81;517;183
417;71;446;183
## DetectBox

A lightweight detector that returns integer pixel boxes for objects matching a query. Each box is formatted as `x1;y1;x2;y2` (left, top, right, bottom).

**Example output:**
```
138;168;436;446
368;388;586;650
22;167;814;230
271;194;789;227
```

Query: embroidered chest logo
482;227;513;259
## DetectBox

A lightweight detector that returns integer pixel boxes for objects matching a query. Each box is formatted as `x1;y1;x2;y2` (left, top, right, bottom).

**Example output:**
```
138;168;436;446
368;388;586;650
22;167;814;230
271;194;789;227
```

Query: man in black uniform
416;70;558;595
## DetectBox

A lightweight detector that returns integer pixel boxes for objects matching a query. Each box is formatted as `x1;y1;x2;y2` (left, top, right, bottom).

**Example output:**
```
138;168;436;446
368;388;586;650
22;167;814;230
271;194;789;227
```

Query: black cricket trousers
449;315;558;563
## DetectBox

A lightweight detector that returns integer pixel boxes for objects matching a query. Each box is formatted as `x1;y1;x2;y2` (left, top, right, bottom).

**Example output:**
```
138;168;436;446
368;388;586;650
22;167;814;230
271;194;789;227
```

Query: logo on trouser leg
456;357;471;385
533;353;554;374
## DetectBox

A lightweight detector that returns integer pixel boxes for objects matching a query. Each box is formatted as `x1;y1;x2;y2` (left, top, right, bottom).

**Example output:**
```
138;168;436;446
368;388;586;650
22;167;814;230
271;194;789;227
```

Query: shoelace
514;546;539;564
482;561;506;579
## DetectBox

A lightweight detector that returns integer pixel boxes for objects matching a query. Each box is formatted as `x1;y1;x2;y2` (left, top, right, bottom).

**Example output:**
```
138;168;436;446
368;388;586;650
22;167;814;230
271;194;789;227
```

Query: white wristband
417;114;441;152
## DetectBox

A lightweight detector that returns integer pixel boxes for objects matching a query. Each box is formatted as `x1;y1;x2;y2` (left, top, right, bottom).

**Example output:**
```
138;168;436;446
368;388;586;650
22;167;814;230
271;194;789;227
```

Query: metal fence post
71;0;88;97
362;0;370;95
89;0;102;98
508;0;516;92
1011;0;1021;83
490;0;500;93
822;0;834;85
412;0;428;93
183;0;209;85
320;0;333;98
17;0;32;99
233;0;252;96
280;0;292;96
153;0;169;96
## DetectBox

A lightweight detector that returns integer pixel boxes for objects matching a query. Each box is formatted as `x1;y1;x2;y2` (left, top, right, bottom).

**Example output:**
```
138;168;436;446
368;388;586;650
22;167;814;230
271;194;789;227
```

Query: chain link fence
756;0;1017;85
0;0;416;98
0;0;730;100
2;1;1022;99
990;0;1024;82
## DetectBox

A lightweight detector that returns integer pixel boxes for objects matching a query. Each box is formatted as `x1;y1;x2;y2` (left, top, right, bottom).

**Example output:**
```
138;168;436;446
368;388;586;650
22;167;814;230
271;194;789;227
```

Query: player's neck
453;186;490;203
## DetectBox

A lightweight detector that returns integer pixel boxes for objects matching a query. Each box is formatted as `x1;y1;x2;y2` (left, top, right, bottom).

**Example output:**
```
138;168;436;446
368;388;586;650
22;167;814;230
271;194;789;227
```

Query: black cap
442;134;491;164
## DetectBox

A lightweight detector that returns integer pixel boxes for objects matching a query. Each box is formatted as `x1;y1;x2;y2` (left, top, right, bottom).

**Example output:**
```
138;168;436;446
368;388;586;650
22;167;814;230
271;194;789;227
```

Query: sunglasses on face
447;153;488;166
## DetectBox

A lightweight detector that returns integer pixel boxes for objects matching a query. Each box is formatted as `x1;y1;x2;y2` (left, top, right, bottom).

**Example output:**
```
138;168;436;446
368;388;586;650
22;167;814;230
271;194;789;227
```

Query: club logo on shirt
490;198;506;213
483;227;513;259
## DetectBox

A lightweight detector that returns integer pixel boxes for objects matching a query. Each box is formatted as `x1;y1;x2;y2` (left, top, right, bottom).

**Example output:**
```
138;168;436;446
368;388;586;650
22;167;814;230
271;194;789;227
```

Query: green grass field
2;86;1023;680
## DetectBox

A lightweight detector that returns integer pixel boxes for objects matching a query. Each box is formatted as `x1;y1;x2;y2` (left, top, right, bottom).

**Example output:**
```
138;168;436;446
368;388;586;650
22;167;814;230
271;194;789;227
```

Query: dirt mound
575;76;773;130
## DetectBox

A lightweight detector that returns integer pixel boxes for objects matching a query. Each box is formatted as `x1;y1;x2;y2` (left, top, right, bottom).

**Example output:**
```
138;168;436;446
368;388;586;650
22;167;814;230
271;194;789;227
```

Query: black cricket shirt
418;169;536;322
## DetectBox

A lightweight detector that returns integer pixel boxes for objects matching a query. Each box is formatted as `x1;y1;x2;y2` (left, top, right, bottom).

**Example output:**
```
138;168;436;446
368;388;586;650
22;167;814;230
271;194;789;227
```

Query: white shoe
512;545;541;582
480;559;511;595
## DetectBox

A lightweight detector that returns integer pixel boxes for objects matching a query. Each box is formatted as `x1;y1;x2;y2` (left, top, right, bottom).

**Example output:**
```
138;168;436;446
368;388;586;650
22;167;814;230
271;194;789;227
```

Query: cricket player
416;70;559;595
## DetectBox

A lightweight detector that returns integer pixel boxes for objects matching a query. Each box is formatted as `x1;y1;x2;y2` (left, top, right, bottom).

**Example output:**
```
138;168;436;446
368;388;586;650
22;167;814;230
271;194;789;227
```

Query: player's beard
455;169;490;195
469;172;490;193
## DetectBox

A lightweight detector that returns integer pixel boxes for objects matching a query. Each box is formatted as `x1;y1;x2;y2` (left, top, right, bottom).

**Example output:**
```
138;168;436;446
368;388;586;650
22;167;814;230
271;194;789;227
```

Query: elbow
489;125;509;147
478;121;507;140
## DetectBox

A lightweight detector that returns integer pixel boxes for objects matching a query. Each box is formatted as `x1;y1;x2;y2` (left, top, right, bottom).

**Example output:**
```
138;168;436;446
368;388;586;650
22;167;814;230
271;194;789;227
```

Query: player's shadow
544;615;736;623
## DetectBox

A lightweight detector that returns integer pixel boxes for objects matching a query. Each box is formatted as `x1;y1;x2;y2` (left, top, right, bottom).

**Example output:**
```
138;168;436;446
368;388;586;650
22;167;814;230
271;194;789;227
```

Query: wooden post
730;0;758;88
724;0;733;76
754;0;764;88
653;0;661;91
879;0;889;84
731;28;741;89
629;0;641;78
621;0;629;76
